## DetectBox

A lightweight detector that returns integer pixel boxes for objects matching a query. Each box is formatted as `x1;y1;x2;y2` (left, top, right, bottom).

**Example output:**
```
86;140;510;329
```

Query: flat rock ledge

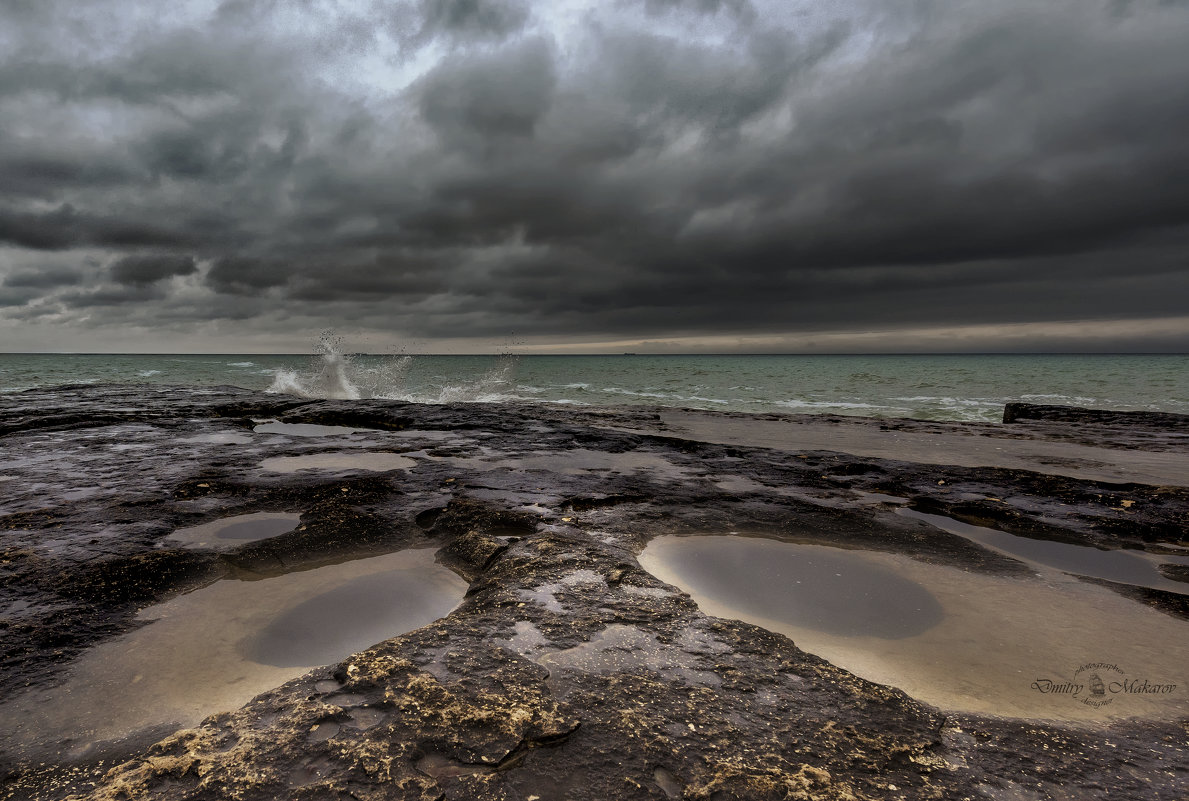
1;387;1187;801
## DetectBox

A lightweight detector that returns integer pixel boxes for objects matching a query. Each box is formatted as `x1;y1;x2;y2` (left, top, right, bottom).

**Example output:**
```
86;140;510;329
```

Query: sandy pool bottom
1;548;466;761
639;535;1189;723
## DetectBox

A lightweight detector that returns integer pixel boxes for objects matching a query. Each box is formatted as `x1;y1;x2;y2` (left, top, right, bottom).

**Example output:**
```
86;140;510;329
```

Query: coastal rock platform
1;386;1187;800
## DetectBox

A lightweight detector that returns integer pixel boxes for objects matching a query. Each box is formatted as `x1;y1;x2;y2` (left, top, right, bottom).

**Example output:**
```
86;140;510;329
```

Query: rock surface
1;386;1187;800
1002;401;1189;431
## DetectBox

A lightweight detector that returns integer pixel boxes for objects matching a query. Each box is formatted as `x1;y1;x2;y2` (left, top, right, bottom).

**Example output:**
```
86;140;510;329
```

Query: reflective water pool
259;452;417;473
0;549;466;760
166;512;302;550
639;534;1189;722
898;508;1189;593
253;421;364;437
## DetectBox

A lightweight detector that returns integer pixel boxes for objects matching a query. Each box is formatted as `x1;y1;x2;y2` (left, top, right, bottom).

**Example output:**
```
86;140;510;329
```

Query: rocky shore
1;386;1187;800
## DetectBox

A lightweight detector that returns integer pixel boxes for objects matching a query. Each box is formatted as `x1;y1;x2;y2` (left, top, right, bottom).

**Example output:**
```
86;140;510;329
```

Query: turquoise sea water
1;352;1186;422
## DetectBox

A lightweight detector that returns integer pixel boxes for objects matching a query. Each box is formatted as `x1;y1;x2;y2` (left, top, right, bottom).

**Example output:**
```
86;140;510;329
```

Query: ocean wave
890;396;1002;407
775;399;889;410
227;361;255;367
600;387;671;399
1018;393;1098;405
266;334;518;404
597;387;729;405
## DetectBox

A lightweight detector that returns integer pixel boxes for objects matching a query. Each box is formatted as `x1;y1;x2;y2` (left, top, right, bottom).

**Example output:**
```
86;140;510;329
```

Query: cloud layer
2;0;1188;351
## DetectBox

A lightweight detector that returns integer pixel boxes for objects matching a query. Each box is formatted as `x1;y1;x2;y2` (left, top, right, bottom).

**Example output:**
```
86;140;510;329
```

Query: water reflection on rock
0;549;465;760
640;534;1189;721
166;512;301;550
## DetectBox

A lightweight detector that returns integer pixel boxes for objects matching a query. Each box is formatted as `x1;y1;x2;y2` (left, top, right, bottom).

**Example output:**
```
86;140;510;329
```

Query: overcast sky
1;0;1187;353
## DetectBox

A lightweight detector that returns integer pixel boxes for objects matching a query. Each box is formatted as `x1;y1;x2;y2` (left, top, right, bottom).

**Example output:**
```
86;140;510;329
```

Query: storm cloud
1;0;1187;352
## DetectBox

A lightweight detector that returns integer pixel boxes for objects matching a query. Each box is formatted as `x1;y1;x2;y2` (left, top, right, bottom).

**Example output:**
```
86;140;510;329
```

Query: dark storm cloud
60;283;165;309
0;145;141;199
2;265;84;289
418;36;557;146
1;0;1188;348
639;0;755;19
109;255;198;285
205;257;291;295
0;204;205;250
419;0;530;40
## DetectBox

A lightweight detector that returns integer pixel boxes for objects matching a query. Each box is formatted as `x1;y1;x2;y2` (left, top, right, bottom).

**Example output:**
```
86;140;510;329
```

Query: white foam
775;399;889;411
265;333;362;400
265;335;523;405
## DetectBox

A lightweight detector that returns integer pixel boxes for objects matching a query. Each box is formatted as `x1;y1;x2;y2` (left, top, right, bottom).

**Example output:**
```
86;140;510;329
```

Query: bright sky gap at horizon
2;2;1189;354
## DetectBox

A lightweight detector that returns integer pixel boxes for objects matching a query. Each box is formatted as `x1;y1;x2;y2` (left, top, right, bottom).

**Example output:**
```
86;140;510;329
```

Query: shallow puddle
179;431;253;445
638;537;941;638
259;452;416;473
166;512;301;550
254;421;364;436
417;447;688;478
639;535;1189;722
898;508;1189;593
0;549;465;760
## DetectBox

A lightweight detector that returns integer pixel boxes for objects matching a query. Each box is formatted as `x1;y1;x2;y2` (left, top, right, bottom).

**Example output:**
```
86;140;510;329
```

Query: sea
1;350;1186;423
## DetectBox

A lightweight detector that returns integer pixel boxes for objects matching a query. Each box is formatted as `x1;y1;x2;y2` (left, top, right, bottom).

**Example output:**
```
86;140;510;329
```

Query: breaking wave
435;355;517;403
265;333;517;403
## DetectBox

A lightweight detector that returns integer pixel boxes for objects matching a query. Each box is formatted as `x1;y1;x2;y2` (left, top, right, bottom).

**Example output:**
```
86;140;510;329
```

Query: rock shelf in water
1;385;1187;800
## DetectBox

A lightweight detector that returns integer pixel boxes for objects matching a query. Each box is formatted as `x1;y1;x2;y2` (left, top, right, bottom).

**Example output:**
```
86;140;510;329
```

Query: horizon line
2;351;1187;357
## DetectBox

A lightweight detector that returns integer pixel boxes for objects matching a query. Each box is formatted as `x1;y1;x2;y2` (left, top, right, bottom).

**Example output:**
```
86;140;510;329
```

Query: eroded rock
1;386;1186;801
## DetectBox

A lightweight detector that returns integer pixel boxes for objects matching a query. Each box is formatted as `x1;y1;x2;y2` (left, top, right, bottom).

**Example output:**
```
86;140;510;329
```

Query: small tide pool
253;421;365;437
259;452;416;473
166;512;302;550
897;508;1189;593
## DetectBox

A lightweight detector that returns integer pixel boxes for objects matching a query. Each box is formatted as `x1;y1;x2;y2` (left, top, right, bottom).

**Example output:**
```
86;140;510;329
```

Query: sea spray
362;355;413;400
437;353;518;403
265;335;521;403
266;333;362;400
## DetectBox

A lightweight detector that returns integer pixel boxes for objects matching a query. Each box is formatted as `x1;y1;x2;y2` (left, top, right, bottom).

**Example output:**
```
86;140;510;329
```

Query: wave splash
267;334;366;400
435;354;517;403
265;333;517;403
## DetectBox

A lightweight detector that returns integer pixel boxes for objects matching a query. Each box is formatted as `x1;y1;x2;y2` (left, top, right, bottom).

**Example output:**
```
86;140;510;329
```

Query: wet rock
438;531;509;582
1003;402;1189;430
1159;563;1189;584
1;386;1187;800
